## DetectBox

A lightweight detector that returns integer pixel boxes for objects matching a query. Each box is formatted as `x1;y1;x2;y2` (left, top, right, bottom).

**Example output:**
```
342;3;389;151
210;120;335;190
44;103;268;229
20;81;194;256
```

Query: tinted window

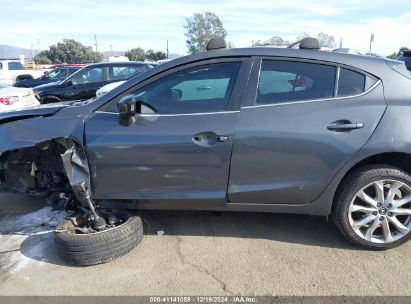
8;62;23;70
337;68;366;97
128;62;240;114
71;67;103;84
68;68;79;76
256;60;336;105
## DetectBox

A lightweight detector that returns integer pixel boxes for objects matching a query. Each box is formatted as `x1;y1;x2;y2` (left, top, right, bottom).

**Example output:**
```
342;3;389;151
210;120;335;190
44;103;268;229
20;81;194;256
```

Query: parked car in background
33;61;154;103
14;64;84;88
397;50;411;71
96;80;125;98
0;82;40;111
0;59;46;85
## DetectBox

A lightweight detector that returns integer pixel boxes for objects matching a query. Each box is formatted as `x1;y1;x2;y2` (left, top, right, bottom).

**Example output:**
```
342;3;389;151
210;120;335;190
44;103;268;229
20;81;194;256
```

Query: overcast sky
1;0;410;56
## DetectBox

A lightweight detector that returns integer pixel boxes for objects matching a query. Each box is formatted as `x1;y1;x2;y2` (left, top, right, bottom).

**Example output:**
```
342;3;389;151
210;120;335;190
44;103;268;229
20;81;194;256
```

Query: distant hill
0;44;35;59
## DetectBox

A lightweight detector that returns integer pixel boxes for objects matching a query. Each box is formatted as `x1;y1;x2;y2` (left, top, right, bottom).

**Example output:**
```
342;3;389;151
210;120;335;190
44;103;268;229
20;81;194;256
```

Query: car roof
85;61;152;68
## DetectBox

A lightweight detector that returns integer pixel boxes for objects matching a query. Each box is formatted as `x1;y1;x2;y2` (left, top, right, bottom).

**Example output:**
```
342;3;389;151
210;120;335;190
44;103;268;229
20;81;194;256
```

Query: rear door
228;58;386;205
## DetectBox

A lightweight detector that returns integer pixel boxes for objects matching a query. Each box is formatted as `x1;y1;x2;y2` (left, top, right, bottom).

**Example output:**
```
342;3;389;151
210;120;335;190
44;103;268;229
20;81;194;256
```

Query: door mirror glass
64;80;73;86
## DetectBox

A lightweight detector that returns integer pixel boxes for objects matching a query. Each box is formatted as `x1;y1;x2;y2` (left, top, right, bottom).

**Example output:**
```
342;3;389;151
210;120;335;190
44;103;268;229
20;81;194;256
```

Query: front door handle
217;135;228;142
327;121;364;132
192;132;229;147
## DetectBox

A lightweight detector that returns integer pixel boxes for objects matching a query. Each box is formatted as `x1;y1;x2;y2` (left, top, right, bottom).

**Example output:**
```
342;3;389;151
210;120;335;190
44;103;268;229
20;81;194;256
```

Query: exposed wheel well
348;152;411;175
333;152;411;205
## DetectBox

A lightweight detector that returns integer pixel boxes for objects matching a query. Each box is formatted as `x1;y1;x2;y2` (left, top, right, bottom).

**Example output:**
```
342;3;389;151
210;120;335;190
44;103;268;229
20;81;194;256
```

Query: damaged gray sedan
1;38;411;266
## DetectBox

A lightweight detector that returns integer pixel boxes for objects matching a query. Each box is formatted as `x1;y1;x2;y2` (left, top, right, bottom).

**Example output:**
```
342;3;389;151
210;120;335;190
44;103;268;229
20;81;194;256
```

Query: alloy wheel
348;179;411;243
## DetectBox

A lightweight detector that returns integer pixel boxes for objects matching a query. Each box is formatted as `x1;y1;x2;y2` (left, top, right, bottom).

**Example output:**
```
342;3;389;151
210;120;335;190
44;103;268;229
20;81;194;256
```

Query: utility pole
166;40;169;59
339;37;343;48
93;35;100;53
369;33;374;54
109;44;114;55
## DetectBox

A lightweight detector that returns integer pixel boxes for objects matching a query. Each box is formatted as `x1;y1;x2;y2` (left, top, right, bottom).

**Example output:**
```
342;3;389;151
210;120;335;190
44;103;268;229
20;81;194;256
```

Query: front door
85;60;249;206
228;58;387;205
64;66;106;100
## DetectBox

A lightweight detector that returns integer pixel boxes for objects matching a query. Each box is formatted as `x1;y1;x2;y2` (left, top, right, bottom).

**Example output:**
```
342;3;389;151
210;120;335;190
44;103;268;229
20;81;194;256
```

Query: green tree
33;51;52;64
33;39;101;64
184;12;227;54
387;47;409;59
145;50;167;61
317;32;336;48
125;47;146;61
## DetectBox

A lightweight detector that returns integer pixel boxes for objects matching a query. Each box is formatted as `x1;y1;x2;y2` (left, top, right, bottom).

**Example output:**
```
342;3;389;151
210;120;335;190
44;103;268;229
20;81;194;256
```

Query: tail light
0;96;19;105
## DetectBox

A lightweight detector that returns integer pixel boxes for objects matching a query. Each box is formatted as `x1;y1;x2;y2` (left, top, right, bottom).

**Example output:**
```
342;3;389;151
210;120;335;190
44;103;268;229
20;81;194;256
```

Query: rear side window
108;66;141;81
256;60;336;105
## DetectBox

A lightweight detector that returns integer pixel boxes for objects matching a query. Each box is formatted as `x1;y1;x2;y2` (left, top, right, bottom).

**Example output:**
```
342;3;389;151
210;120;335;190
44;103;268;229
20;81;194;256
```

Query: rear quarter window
337;68;365;96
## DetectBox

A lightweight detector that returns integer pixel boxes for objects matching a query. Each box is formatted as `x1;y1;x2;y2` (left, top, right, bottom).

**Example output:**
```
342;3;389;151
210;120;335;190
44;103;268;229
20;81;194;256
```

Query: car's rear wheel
54;213;143;266
333;165;411;249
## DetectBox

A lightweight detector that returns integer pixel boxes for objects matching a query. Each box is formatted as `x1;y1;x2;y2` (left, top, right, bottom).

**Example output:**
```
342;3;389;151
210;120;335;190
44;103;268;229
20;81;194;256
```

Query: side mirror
117;95;142;126
64;80;73;87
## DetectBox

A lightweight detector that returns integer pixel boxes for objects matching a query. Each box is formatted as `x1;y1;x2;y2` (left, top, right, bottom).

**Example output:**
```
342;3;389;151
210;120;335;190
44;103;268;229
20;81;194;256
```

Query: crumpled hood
0;103;67;125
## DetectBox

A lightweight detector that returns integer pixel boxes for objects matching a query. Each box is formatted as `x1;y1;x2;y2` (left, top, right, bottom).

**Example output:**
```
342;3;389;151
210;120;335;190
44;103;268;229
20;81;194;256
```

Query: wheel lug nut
387;204;392;208
379;216;385;221
372;211;378;215
377;203;382;207
388;212;393;217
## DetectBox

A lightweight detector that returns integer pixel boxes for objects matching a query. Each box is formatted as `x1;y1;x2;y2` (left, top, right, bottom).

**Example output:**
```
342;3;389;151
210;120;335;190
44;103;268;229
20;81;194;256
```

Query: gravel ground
0;192;410;296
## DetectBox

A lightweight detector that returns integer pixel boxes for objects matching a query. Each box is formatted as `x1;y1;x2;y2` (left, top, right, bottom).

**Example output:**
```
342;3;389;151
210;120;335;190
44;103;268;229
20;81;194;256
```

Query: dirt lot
0;192;410;296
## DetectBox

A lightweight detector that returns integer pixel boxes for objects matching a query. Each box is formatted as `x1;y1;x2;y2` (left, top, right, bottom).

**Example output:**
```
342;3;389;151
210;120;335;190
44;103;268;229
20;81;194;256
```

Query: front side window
125;62;241;114
256;60;336;105
71;67;103;85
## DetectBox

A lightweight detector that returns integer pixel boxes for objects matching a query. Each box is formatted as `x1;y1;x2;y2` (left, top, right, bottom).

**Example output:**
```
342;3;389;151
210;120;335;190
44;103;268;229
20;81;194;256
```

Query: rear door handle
327;121;364;132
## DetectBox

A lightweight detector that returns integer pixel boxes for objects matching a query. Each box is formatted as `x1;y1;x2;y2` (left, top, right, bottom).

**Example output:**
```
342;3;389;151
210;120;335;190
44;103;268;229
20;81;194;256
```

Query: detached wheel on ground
333;165;411;250
54;214;143;266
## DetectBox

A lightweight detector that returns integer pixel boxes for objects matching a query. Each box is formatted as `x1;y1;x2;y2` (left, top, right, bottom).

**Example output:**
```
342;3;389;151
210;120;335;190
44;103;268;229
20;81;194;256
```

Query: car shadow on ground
17;210;358;267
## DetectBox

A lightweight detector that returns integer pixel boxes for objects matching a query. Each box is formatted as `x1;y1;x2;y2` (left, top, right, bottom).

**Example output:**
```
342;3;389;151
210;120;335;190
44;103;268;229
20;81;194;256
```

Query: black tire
54;215;143;266
332;165;411;250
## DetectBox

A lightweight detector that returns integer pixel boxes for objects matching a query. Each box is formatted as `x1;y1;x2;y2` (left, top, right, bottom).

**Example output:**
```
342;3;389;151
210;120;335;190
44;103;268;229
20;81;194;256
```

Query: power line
93;35;100;53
